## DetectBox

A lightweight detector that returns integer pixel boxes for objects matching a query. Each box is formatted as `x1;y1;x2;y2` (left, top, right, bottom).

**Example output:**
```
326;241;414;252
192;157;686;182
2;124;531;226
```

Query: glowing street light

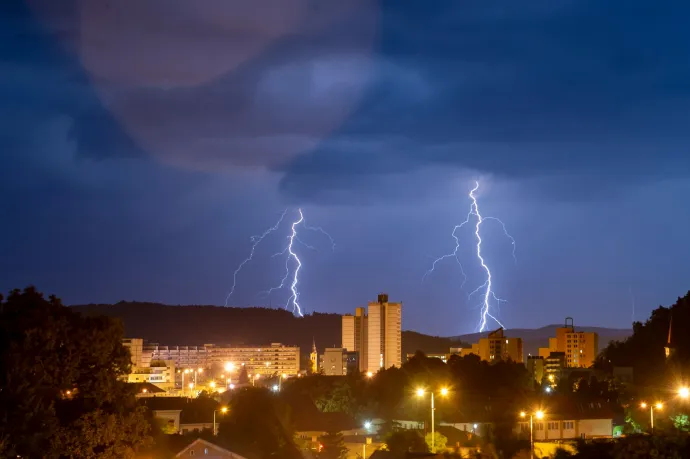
362;421;373;458
640;401;663;430
520;410;545;459
213;407;228;436
210;381;217;389
416;388;449;453
224;362;235;372
366;371;374;379
679;387;690;399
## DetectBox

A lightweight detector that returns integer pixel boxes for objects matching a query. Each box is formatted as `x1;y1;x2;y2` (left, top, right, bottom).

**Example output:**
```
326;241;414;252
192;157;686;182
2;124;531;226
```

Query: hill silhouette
71;302;469;359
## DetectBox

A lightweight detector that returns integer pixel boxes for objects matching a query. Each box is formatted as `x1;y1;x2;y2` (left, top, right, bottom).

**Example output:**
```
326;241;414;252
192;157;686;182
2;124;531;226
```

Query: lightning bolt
225;209;288;306
234;209;334;317
286;209;305;316
425;180;516;332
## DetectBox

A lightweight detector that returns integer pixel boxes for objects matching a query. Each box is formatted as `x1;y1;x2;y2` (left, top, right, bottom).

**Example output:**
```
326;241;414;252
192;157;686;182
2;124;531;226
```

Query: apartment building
538;317;599;368
320;348;359;376
124;340;300;377
460;328;523;363
341;293;402;373
341;307;368;372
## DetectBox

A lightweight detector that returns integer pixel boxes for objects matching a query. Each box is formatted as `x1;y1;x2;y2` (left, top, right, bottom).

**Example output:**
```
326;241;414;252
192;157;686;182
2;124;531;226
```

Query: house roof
141;396;221;424
175;438;248;458
131;382;166;394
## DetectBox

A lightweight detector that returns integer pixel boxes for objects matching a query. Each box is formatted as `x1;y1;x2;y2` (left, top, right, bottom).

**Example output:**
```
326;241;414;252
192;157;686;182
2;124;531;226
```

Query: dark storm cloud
0;0;143;162
278;0;690;200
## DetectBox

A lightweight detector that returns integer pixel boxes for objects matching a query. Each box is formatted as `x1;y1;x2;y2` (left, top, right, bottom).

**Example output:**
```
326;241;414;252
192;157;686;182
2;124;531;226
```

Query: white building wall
367;303;383;372
578;419;612;438
384;302;402;368
342;316;355;352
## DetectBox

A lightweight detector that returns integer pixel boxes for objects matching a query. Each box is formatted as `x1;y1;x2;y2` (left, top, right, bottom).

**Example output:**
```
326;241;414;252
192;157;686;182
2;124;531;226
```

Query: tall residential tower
342;293;402;373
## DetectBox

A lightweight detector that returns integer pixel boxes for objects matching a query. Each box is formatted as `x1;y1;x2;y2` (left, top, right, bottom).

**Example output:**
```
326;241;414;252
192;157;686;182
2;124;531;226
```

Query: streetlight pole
520;410;544;459
213;407;228;436
416;387;448;453
431;392;435;453
529;414;534;459
640;402;662;431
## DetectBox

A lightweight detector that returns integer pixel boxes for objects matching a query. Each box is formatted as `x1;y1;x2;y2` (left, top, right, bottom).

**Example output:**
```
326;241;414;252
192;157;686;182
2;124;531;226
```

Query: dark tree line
0;287;152;458
596;291;690;387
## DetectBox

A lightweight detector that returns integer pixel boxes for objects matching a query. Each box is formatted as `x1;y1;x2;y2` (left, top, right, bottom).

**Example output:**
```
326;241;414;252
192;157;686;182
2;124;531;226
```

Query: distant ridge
70;302;468;360
71;302;632;361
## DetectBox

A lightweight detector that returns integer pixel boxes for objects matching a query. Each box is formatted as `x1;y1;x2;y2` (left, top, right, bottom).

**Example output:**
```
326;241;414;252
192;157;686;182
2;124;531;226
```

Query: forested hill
71;302;468;357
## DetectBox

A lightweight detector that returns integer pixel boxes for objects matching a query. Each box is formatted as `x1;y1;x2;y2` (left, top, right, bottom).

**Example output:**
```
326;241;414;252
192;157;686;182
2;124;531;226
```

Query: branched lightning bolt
225;209;288;306
252;209;335;316
425;180;517;332
285;209;305;316
423;223;468;288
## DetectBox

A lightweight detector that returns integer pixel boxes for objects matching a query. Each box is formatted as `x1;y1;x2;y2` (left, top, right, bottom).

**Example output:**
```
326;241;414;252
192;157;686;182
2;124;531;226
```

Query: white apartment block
342;293;401;373
124;340;300;376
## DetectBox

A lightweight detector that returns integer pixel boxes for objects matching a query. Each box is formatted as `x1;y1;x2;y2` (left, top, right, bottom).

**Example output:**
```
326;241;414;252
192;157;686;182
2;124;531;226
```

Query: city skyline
3;1;690;336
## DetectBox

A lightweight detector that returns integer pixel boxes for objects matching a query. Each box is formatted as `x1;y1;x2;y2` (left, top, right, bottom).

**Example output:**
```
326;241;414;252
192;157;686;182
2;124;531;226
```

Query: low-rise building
174;439;248;458
320;348;359;376
405;353;450;363
127;361;176;390
142;397;225;435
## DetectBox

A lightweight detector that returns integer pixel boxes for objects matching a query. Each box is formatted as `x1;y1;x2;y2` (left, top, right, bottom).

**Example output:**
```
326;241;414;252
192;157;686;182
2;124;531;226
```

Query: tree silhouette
318;431;348;459
238;365;250;385
0;287;152;458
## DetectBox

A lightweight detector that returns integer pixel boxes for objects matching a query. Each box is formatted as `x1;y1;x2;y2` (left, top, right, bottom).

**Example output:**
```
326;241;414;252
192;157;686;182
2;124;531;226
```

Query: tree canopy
0;287;152;458
597;291;690;387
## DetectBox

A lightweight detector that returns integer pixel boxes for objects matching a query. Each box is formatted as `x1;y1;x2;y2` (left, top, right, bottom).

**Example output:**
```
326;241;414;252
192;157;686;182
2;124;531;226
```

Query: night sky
3;0;690;336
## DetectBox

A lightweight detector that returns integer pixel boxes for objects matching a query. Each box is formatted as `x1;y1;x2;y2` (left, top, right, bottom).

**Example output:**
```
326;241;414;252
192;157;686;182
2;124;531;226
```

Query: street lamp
520;410;544;459
679;387;689;399
182;369;191;396
640;402;663;430
363;421;372;458
366;372;373;379
224;362;235;372
416;387;449;453
213;407;228;436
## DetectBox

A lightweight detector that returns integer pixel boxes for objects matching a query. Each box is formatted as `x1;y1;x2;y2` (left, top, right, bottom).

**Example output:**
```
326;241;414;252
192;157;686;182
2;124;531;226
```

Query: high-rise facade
341;294;402;373
341;307;368;372
471;327;523;363
538;318;599;368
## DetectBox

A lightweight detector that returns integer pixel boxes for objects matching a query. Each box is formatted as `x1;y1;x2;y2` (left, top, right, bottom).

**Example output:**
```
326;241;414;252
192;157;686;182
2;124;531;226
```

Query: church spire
665;313;675;359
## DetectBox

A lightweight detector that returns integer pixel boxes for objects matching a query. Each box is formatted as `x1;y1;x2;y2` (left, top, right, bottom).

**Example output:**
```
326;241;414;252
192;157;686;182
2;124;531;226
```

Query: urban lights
520;410;545;459
416;387;450;453
679;387;690;399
